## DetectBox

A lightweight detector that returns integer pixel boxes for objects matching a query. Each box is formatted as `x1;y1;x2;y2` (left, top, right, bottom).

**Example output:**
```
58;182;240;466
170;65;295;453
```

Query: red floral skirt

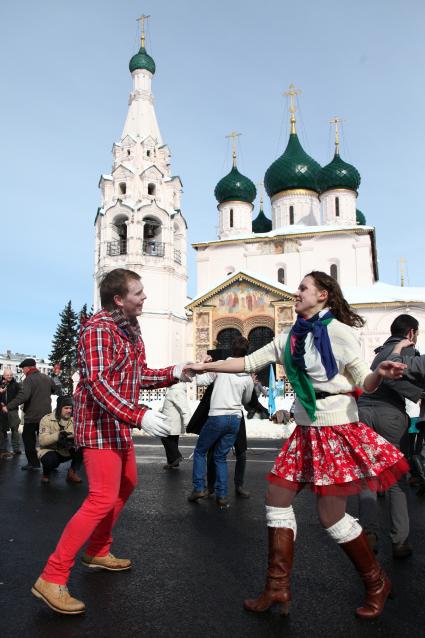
267;422;409;496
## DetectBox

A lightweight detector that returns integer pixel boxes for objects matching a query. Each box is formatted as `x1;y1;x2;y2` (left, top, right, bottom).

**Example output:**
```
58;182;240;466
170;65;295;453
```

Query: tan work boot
31;577;86;615
81;552;132;571
66;468;82;483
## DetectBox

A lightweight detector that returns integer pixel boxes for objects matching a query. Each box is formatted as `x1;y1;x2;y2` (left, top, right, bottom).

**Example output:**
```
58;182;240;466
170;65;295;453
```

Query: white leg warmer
265;505;297;539
325;513;362;544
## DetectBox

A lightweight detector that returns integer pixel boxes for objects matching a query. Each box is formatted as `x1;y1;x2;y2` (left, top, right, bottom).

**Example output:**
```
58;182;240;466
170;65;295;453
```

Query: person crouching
38;396;83;484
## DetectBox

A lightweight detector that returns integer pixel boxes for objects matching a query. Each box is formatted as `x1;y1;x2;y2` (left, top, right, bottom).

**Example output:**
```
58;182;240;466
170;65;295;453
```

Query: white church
94;22;425;374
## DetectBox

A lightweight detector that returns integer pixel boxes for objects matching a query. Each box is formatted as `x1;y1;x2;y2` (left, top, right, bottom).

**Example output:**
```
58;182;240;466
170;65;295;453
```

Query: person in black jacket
2;358;57;470
0;369;22;457
357;315;424;558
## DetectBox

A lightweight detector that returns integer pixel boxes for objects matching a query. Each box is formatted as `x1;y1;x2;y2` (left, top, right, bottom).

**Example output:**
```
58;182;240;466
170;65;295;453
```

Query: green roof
317;153;361;193
356;208;366;225
214;165;256;204
129;47;156;74
252;208;272;233
264;133;321;197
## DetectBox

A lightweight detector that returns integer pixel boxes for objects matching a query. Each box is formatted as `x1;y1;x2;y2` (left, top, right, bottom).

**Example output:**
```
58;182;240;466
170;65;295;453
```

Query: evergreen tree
50;301;78;395
77;303;93;334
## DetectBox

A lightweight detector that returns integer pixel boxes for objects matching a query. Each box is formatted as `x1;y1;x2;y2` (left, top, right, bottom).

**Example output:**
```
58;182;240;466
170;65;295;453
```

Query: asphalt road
1;437;424;638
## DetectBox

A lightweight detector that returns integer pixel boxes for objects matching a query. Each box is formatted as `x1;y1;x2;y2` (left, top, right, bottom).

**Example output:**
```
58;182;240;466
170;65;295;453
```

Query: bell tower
93;17;188;366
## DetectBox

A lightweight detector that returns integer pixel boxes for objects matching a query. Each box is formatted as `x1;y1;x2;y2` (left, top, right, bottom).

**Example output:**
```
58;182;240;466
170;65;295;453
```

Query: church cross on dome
330;116;343;155
225;130;241;167
136;14;150;48
284;83;301;134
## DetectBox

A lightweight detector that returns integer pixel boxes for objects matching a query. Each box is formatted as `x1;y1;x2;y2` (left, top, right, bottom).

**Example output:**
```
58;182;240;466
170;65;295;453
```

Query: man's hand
392;338;415;355
1;406;8;414
377;360;407;379
271;410;291;424
141;410;171;437
173;363;195;382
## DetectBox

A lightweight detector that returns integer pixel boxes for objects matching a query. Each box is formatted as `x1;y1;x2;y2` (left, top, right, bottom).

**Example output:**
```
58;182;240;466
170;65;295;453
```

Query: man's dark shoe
13;450;22;455
235;485;250;498
216;496;230;509
187;490;207;502
21;463;40;471
392;541;412;559
0;451;14;459
365;531;378;554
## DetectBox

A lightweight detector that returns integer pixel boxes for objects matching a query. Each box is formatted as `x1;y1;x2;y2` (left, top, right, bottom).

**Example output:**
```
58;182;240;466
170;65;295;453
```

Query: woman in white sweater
187;271;408;620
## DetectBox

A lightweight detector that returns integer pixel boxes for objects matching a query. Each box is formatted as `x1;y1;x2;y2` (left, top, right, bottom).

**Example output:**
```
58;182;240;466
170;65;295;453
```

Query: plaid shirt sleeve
138;336;178;389
79;326;148;428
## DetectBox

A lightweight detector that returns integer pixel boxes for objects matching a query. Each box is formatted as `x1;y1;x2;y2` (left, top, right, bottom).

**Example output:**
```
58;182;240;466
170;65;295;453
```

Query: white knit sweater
244;319;370;427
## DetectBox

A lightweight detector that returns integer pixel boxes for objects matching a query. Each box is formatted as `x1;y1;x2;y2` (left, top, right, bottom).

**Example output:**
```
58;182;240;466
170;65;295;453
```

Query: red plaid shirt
73;310;176;449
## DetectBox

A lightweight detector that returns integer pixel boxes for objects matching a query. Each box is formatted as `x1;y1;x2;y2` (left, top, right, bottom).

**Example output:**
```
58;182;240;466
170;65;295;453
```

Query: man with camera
38;396;82;484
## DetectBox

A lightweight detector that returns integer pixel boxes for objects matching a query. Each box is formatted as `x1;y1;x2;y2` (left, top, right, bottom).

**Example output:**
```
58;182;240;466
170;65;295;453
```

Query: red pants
41;447;137;585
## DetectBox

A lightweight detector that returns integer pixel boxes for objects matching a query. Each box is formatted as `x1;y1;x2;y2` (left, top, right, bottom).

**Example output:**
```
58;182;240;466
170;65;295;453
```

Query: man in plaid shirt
32;268;190;615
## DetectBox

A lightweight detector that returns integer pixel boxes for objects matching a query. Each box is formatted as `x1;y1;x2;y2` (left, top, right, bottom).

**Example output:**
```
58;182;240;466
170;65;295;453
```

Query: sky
1;0;425;358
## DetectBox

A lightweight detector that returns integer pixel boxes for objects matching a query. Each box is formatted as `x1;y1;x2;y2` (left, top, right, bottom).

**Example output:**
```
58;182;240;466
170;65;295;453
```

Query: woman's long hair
305;271;365;328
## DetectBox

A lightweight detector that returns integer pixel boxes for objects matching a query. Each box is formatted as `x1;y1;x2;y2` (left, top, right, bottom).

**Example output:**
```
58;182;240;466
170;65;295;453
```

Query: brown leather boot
244;527;294;615
340;531;392;619
31;577;86;615
66;468;82;483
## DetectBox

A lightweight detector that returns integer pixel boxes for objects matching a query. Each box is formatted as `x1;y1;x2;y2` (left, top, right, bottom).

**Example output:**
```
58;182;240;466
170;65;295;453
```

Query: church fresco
216;283;271;317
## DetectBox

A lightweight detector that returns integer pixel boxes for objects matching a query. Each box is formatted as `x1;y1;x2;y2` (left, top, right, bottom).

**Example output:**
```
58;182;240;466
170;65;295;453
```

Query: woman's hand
377;360;407;379
391;338;415;355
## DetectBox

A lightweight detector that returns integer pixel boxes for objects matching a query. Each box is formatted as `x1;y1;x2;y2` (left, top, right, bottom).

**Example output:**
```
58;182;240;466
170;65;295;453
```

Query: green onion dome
317;153;361;194
252;208;272;233
129;47;156;74
214;165;256;204
264;133;321;197
356;209;366;225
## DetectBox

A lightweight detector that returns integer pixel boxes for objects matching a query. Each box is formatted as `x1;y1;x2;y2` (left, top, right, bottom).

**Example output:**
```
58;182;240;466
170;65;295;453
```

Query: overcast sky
1;0;424;357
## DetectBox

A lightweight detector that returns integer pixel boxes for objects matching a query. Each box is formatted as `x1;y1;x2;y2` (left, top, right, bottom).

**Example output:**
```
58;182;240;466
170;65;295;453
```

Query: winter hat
19;358;36;368
55;395;73;420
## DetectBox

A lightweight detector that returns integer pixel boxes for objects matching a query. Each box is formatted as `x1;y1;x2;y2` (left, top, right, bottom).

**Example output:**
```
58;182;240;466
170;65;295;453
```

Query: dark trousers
22;421;41;466
40;449;83;477
160;435;182;465
358;404;410;543
207;437;247;489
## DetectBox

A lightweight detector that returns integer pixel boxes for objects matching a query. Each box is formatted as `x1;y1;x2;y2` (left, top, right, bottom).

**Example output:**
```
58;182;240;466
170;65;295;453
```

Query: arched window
119;182;126;195
335;197;340;217
127;149;131;157
229;208;234;228
148;183;156;196
216;328;242;356
248;326;275;385
330;263;338;280
146;150;151;157
278;268;285;284
289;206;294;225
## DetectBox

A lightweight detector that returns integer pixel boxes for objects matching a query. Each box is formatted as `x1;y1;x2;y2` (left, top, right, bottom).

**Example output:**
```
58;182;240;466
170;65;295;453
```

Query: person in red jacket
32;268;189;615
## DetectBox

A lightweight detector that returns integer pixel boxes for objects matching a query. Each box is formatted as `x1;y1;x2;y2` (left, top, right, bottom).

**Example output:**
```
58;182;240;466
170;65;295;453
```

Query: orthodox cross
284;84;301;134
137;14;150;48
330;116;343;155
225;130;241;167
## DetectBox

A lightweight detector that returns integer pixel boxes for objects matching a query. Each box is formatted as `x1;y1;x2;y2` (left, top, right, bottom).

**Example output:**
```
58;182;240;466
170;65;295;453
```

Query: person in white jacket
188;336;253;508
160;383;191;469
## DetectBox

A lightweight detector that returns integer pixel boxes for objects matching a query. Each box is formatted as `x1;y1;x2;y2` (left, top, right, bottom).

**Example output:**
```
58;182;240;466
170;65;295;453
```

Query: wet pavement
1;437;424;638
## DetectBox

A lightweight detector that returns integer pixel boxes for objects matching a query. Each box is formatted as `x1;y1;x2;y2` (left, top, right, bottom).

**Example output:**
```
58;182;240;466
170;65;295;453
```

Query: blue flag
268;364;276;417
